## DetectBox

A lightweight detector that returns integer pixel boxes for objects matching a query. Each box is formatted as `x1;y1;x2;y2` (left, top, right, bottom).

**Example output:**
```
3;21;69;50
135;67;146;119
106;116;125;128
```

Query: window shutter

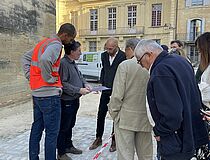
204;0;210;5
187;19;191;40
186;0;191;7
201;18;205;33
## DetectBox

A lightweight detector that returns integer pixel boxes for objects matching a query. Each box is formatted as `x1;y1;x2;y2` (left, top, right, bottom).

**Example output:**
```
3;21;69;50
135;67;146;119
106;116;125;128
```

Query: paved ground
0;88;157;160
0;115;157;160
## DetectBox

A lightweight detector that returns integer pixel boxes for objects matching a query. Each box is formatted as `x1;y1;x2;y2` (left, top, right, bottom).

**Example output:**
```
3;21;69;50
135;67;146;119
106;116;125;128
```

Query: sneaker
89;137;102;150
57;153;72;160
65;146;83;154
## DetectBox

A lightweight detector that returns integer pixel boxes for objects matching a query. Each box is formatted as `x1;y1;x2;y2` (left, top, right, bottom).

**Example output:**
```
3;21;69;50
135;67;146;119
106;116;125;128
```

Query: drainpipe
174;0;178;39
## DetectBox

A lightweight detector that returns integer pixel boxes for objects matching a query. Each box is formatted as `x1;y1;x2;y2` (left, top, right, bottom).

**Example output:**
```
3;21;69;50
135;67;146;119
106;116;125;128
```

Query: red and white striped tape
92;134;114;160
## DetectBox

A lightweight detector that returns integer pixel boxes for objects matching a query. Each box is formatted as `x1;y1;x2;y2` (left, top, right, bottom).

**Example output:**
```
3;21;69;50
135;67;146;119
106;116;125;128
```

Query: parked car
76;51;103;81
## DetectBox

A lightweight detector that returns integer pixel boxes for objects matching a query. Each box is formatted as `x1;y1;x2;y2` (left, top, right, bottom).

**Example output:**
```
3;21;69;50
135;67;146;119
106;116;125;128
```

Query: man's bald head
105;37;119;57
106;37;118;46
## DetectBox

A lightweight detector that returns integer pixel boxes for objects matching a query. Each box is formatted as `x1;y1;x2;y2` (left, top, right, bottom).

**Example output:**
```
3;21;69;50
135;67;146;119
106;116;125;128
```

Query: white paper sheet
91;86;111;92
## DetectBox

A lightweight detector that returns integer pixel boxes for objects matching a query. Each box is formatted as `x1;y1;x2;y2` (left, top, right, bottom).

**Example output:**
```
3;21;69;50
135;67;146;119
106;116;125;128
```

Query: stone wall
0;0;56;63
0;0;56;106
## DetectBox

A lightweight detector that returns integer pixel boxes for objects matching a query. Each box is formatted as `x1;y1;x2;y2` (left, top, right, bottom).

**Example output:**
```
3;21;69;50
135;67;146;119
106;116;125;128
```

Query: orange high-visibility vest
29;38;62;90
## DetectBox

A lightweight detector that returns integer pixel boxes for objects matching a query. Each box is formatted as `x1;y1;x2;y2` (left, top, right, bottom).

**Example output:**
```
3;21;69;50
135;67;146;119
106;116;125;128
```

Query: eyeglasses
137;52;147;64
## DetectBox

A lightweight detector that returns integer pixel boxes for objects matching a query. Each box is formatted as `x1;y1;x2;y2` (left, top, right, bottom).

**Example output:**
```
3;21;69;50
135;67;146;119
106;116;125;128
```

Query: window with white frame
90;9;98;31
186;0;205;6
108;7;116;30
151;4;162;27
128;5;137;28
89;41;97;52
192;0;204;5
190;19;202;41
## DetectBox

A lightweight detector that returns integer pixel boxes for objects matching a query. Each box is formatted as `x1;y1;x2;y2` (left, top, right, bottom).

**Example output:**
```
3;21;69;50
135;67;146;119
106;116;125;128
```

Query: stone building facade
57;0;210;65
176;0;210;64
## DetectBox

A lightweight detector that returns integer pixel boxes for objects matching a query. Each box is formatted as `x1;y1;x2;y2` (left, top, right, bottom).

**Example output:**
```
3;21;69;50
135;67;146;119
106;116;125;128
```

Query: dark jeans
96;92;114;138
57;99;80;155
29;95;61;160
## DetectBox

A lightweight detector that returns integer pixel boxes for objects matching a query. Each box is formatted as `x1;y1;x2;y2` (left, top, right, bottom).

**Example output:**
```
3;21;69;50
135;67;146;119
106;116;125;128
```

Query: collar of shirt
149;62;153;75
109;50;119;65
64;54;75;64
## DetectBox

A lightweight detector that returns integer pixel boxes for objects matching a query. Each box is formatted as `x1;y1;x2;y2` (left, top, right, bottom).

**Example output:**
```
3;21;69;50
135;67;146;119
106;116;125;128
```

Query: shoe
89;137;102;150
65;146;83;154
109;139;116;152
57;153;72;160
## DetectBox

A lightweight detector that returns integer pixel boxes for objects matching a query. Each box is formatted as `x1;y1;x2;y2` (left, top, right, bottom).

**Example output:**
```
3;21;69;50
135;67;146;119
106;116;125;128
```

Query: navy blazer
147;51;208;157
100;49;126;95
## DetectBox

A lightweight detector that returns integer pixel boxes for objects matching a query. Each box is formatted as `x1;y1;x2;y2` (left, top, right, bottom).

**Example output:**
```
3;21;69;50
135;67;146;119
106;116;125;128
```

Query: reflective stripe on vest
31;60;59;73
29;38;62;90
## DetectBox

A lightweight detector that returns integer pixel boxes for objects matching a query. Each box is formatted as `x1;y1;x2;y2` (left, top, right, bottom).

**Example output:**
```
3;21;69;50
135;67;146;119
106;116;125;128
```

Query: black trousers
57;99;79;155
96;92;114;138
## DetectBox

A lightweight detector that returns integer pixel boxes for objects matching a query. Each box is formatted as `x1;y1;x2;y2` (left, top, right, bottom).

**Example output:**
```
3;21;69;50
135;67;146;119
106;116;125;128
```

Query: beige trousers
114;123;153;160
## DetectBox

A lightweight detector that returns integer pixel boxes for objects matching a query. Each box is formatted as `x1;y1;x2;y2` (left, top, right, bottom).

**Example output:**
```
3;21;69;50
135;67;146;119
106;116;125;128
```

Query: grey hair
125;38;141;51
134;39;163;59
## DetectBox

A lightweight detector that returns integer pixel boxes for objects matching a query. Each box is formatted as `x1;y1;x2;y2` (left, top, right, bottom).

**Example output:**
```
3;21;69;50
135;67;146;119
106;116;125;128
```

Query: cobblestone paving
0;116;157;160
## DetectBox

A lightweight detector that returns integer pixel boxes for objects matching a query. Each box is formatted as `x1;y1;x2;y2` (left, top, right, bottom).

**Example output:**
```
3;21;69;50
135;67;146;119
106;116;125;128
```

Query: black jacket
100;49;126;95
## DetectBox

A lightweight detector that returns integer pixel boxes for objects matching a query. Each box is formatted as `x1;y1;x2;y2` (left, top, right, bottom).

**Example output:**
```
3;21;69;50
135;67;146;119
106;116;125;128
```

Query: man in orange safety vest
22;23;76;160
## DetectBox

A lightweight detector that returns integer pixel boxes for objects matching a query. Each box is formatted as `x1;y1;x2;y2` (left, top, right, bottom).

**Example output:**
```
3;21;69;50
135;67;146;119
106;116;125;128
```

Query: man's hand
203;110;210;121
85;84;92;91
79;88;90;95
155;136;160;141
